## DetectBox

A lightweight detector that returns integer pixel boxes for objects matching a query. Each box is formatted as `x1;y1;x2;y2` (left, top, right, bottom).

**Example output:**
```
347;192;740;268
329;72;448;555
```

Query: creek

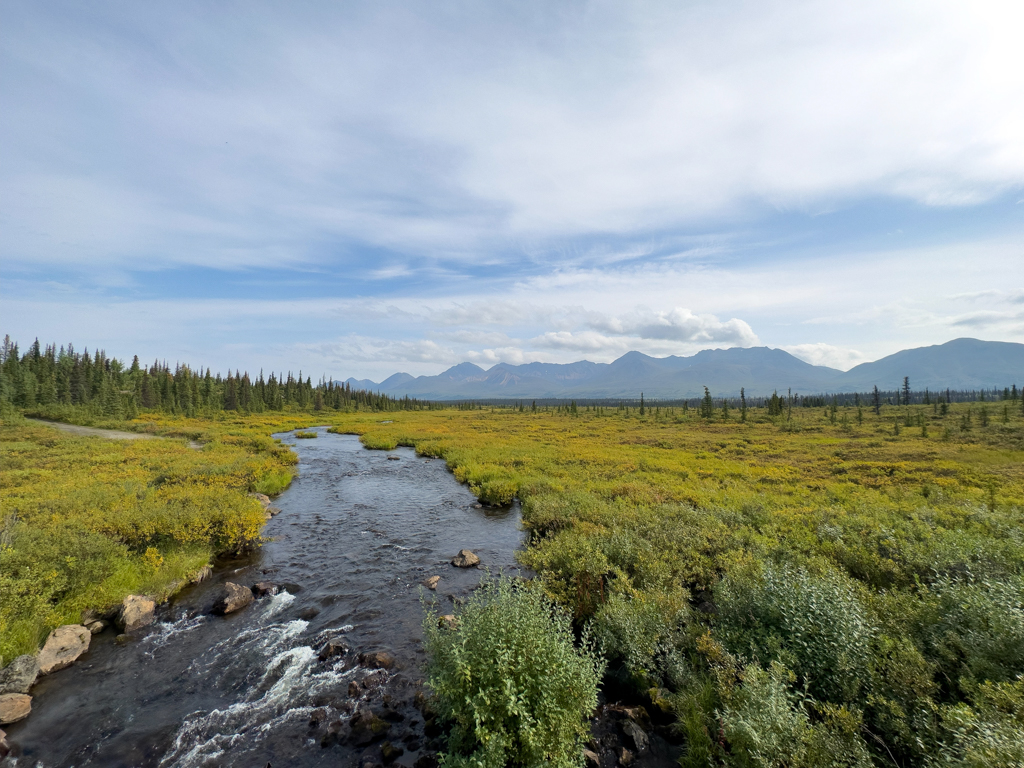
5;429;525;767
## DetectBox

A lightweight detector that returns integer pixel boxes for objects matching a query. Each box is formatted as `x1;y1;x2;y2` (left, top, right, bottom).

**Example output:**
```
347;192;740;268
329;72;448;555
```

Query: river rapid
5;429;525;767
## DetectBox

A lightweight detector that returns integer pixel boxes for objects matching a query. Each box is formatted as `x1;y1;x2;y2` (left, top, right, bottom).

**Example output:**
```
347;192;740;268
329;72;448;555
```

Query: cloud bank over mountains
1;1;1022;377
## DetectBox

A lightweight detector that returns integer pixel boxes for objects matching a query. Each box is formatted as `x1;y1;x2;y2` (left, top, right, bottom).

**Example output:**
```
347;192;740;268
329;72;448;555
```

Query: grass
4;398;1024;765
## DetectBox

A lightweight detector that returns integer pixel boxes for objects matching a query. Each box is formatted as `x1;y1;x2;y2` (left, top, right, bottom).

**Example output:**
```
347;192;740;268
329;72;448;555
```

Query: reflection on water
6;431;525;767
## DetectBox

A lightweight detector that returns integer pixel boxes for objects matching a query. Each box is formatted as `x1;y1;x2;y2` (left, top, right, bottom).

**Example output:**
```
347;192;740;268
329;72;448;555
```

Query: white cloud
3;1;1024;271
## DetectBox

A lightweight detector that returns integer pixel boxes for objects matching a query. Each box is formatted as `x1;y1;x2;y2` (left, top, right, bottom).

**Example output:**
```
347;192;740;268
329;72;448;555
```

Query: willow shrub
422;576;605;768
715;563;875;704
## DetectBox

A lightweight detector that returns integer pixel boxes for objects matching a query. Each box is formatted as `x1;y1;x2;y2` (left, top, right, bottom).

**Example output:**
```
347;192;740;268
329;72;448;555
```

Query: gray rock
38;625;90;674
86;620;107;635
117;595;156;633
216;582;254;614
451;549;480;567
620;720;649;753
0;655;39;694
0;694;31;725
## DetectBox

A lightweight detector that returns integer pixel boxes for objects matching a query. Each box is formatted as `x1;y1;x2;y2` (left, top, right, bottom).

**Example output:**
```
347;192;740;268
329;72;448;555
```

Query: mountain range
343;338;1024;400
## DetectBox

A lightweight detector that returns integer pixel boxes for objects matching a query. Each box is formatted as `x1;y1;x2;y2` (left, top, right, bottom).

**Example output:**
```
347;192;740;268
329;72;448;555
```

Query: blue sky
2;1;1023;381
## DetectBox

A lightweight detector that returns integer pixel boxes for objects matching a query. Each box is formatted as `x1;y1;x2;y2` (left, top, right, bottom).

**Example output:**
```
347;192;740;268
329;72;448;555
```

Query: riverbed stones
618;746;634;766
359;651;395;670
349;709;390;746
117;595;156;633
422;576;440;590
38;625;90;674
0;694;32;724
381;740;404;764
583;749;601;768
0;655;39;694
0;728;10;758
450;549;479;567
215;582;255;614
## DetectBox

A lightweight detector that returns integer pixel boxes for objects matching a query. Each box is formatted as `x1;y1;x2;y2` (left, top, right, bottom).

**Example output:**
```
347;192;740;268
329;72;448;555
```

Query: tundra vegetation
2;339;1023;766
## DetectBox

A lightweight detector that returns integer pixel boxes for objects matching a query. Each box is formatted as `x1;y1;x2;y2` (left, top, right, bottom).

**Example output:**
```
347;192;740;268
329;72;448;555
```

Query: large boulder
215;582;254;615
0;655;39;694
0;694;32;725
117;595;156;633
38;625;90;674
451;549;480;568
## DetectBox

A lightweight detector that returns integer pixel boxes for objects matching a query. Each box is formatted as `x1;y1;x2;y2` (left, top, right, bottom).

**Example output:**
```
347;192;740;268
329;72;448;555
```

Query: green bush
422;575;605;768
720;662;873;768
715;564;875;704
930;681;1024;768
925;576;1024;692
294;430;318;439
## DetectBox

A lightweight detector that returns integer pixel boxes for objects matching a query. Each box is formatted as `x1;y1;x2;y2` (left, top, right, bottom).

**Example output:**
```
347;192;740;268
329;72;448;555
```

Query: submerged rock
0;694;31;725
422;576;440;590
381;740;405;764
38;625;90;674
359;651;395;670
349;709;390;746
216;582;255;614
0;655;39;695
117;595;156;633
450;549;480;568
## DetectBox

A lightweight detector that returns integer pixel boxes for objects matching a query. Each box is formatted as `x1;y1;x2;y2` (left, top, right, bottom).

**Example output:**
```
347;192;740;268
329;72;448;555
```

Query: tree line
0;337;433;417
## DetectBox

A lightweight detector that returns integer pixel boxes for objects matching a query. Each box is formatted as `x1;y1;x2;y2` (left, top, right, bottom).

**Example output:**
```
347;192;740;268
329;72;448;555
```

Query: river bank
1;430;529;766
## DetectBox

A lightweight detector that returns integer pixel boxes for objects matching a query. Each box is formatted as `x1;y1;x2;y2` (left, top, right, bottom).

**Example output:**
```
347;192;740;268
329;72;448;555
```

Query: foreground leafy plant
422;575;605;768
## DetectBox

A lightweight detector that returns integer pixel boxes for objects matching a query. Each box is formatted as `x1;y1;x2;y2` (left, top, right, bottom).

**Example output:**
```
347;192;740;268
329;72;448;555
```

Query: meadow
3;396;1023;766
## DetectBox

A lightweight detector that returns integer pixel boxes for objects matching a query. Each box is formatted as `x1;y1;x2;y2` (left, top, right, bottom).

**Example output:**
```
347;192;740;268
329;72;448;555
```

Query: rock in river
0;694;32;725
359;651;395;670
117;595;156;633
451;549;480;568
215;582;255;615
0;655;39;695
422;575;440;590
38;625;90;675
252;581;279;597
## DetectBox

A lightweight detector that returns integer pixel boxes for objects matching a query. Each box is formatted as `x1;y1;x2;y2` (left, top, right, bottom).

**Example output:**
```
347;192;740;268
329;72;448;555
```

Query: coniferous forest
0;336;428;418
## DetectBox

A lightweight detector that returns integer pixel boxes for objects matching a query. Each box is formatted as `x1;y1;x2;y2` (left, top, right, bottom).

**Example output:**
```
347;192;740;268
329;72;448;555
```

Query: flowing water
5;430;526;767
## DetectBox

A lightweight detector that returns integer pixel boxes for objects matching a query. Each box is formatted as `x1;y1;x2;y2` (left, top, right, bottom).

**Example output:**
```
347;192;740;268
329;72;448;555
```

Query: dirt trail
26;418;203;449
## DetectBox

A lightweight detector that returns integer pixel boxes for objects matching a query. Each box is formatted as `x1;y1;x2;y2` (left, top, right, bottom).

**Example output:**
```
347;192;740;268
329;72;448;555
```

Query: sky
2;0;1023;381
